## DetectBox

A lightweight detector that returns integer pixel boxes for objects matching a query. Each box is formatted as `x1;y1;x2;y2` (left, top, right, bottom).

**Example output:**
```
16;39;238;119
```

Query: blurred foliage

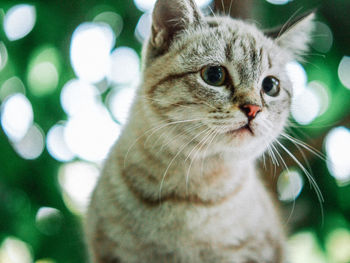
0;0;349;262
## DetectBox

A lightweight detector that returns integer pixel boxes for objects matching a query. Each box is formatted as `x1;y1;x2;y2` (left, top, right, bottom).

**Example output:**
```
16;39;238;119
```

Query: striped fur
85;0;315;262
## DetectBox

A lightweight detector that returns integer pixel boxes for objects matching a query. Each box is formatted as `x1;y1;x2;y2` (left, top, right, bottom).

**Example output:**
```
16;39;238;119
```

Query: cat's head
141;0;315;159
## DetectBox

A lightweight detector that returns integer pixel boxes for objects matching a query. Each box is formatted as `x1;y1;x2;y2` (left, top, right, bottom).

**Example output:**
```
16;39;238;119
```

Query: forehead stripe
225;43;234;61
147;71;197;97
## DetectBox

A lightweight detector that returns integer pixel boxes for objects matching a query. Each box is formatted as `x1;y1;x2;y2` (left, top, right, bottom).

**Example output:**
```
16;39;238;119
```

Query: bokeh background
0;0;349;262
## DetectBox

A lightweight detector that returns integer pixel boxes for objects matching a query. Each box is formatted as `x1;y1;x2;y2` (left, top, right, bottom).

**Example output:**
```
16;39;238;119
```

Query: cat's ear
151;0;203;50
266;11;316;59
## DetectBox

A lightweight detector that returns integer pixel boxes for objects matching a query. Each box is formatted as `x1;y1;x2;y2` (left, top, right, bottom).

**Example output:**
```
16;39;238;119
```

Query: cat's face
142;0;314;159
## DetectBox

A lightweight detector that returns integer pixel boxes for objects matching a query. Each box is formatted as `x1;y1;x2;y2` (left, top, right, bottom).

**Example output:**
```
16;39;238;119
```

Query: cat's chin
215;124;268;156
226;124;254;136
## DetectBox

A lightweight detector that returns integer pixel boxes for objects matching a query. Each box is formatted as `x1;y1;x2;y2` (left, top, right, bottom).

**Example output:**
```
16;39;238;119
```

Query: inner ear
151;0;204;50
265;10;316;39
265;10;316;60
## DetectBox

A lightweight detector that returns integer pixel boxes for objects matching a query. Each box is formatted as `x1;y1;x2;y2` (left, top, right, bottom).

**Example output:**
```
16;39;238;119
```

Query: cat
84;0;315;262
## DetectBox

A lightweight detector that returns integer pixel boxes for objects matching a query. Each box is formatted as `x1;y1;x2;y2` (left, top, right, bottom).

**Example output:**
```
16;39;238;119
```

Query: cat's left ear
266;11;316;59
151;0;204;51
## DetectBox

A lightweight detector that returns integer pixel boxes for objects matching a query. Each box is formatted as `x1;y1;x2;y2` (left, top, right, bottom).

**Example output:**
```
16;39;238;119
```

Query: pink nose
240;104;261;119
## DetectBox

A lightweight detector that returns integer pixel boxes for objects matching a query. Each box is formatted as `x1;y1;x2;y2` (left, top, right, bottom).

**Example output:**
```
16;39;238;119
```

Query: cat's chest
125;186;284;263
129;176;280;245
98;161;286;262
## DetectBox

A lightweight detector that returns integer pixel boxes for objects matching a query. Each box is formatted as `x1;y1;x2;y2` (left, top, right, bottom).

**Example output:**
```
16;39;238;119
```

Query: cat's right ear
151;0;203;51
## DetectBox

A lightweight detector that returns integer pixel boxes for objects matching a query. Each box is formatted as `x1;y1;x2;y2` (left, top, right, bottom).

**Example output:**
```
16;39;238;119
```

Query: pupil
263;77;274;92
207;67;222;83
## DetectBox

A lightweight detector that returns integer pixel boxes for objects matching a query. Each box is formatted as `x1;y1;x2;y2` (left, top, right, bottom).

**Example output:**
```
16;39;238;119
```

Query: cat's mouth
227;124;254;135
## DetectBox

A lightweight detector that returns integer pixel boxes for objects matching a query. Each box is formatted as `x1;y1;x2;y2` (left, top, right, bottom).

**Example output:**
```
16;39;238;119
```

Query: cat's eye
201;66;227;86
262;76;280;96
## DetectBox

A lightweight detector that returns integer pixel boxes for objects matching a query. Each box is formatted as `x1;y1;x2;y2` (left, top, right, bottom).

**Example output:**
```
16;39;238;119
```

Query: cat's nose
240;104;261;119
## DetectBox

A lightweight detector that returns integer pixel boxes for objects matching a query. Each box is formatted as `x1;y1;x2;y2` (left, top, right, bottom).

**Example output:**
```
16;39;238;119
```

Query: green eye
262;76;280;96
201;66;227;86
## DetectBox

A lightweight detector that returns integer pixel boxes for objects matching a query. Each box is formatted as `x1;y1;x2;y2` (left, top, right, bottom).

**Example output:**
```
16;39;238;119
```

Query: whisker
124;118;207;168
150;123;180;152
261;151;267;170
301;59;321;70
207;4;222;38
228;0;234;17
258;121;279;172
280;133;316;185
271;142;288;171
281;132;325;161
156;123;205;154
260;121;324;224
185;129;216;193
272;139;298;225
221;0;226;15
200;128;221;178
158;127;211;201
144;118;202;146
274;139;324;225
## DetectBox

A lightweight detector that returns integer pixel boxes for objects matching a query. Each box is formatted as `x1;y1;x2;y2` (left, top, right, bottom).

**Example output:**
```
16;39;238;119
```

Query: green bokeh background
0;0;349;262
